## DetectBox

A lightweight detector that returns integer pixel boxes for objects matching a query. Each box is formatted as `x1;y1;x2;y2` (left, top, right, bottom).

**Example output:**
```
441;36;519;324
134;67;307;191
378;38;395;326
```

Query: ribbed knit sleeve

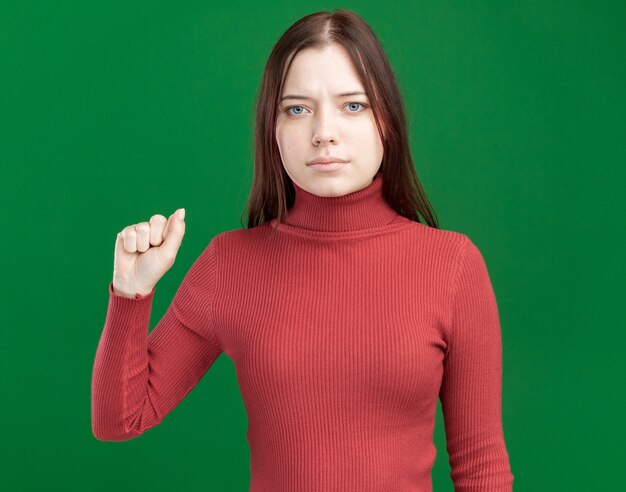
439;236;515;491
91;238;223;442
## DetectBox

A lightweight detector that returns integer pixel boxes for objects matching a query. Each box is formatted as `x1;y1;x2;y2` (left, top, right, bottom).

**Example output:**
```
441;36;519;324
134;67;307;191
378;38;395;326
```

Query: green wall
2;1;624;490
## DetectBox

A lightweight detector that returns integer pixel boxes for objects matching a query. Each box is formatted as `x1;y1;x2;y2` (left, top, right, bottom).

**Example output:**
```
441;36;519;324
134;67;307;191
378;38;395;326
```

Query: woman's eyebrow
280;91;367;101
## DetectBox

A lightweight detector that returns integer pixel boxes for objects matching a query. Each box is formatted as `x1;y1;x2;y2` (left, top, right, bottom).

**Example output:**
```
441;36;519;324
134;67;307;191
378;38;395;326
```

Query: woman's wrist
112;279;154;299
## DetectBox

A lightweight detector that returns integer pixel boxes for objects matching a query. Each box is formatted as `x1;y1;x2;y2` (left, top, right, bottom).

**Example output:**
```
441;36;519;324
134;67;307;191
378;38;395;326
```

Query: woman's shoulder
414;223;493;280
214;221;273;239
208;221;275;253
408;220;473;253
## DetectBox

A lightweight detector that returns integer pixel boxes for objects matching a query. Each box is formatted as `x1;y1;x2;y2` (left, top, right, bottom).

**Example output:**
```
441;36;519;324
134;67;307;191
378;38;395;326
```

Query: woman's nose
312;109;339;145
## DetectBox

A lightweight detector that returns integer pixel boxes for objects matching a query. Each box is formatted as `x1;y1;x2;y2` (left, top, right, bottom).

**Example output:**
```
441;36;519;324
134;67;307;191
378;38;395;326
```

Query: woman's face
275;43;384;197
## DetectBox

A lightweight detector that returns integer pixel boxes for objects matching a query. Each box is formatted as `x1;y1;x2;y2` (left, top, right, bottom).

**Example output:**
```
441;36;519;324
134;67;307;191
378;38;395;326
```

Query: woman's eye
285;105;307;116
346;102;366;112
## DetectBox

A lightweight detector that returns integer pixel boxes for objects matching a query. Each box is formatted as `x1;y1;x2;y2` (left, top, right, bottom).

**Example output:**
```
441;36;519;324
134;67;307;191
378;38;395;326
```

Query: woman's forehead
282;51;365;97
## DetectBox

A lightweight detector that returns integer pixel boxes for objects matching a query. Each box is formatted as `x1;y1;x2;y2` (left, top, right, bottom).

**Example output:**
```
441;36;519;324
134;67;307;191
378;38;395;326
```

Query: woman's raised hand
112;208;186;298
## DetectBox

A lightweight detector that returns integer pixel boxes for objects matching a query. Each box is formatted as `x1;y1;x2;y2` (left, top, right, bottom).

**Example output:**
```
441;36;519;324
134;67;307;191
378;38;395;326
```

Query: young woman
92;9;514;491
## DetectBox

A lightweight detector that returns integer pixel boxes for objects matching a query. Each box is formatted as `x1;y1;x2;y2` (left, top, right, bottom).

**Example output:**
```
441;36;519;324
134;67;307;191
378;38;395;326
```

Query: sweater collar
284;171;400;233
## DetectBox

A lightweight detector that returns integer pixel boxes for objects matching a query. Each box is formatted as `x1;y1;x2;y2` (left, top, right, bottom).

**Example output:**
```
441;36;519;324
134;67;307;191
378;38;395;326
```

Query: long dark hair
242;9;439;231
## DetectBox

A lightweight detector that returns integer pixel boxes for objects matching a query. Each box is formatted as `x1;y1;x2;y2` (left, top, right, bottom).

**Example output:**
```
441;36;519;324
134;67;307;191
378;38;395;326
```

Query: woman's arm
91;239;222;441
439;236;515;491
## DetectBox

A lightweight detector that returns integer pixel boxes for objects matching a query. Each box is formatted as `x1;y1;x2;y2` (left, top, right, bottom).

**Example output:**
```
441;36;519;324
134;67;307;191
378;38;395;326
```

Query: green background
2;0;624;490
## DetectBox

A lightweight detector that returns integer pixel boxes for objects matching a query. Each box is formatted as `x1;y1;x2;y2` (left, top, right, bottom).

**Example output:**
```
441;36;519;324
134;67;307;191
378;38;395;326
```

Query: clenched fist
112;208;186;298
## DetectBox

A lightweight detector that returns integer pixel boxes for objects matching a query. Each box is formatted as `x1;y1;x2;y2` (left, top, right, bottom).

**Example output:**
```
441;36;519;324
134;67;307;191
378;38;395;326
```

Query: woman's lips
307;161;348;171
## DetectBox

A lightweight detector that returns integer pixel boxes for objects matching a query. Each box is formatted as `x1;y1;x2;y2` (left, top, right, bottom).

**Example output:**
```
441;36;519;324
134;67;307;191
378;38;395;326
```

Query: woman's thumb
114;229;126;259
160;208;186;261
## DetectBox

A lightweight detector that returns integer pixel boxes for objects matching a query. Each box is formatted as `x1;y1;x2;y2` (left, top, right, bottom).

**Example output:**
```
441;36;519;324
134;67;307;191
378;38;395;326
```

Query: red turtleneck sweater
91;171;514;491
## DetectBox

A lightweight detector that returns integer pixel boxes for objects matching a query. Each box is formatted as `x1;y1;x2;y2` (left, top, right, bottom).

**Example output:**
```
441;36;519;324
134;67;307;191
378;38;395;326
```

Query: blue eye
346;102;365;112
286;105;306;116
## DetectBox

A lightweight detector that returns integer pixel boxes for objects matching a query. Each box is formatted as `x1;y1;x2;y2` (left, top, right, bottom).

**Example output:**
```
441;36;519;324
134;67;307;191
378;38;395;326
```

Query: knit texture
92;171;514;491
